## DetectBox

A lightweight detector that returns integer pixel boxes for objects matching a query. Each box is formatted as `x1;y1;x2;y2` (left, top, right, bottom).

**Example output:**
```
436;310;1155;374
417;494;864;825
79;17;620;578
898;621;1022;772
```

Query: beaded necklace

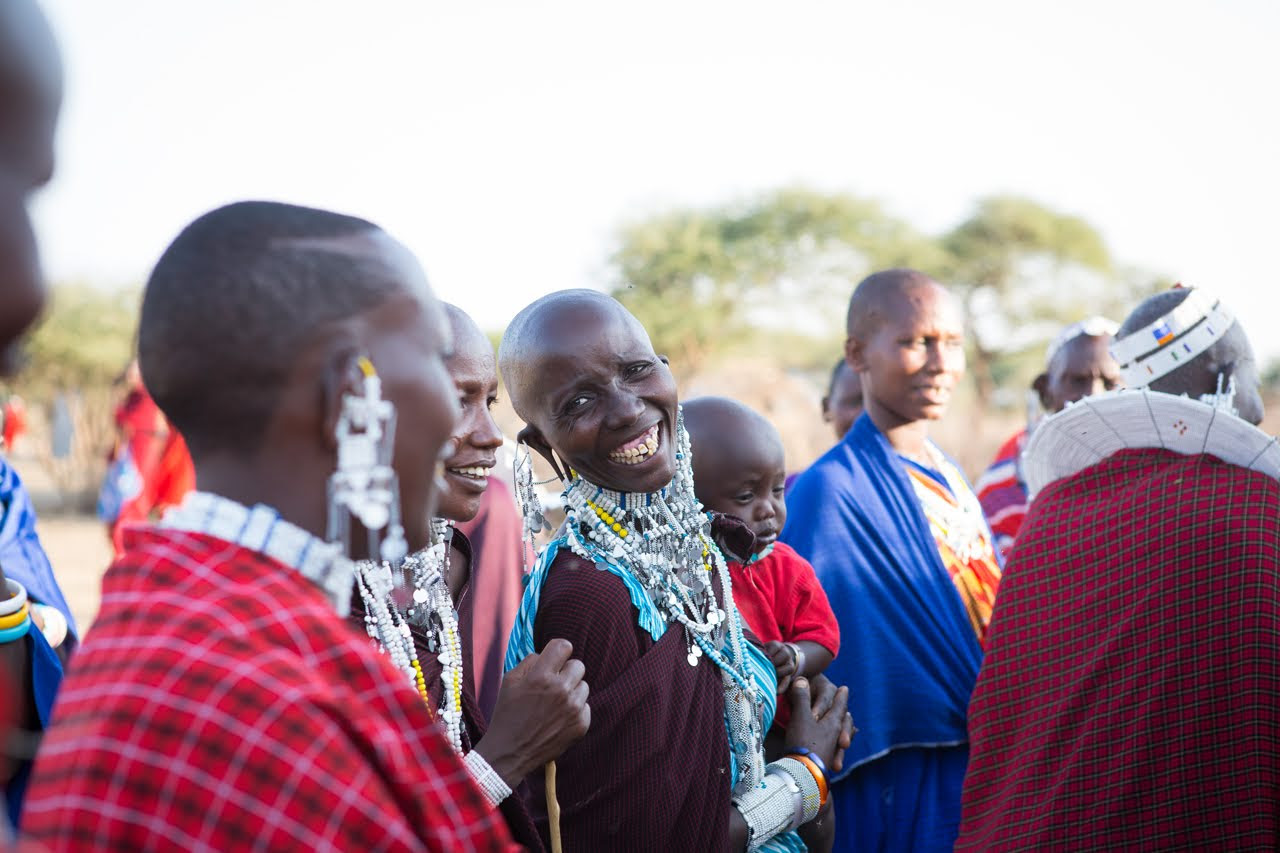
560;412;766;795
905;442;993;563
356;519;465;752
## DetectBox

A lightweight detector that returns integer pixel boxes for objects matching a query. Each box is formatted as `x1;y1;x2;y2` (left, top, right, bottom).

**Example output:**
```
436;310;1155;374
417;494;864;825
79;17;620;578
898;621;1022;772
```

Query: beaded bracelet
0;614;32;644
787;749;829;807
0;578;28;617
0;601;29;630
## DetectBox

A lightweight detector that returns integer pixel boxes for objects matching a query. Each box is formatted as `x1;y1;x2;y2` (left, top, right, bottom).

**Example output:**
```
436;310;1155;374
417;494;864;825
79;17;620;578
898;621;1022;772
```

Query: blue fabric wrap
0;459;78;645
506;538;806;852
5;622;64;828
780;413;987;782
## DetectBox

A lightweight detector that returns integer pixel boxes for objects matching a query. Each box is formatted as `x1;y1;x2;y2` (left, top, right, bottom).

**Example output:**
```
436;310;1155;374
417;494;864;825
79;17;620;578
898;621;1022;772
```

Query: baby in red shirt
684;397;840;726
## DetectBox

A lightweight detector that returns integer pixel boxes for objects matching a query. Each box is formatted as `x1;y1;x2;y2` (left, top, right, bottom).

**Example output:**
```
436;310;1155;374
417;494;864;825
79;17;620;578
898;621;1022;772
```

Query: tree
940;196;1157;407
608;188;944;376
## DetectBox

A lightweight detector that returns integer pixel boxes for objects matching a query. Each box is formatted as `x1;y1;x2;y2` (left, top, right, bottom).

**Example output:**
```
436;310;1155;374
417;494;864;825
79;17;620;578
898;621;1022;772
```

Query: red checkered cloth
958;448;1280;851
22;527;518;852
975;428;1029;561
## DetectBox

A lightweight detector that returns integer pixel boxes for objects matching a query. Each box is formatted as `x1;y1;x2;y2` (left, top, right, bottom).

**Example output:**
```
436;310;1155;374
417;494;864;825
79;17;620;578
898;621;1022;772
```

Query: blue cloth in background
781;413;986;852
0;458;78;647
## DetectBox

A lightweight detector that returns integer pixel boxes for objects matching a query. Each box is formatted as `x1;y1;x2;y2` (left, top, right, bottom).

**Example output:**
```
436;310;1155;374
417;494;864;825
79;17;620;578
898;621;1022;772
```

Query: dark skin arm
727;676;853;851
0;563;38;788
764;640;835;694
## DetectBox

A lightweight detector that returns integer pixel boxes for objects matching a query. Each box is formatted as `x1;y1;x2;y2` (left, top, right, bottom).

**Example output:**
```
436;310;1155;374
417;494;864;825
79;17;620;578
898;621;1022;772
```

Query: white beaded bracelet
0;578;27;616
463;750;512;807
770;757;822;824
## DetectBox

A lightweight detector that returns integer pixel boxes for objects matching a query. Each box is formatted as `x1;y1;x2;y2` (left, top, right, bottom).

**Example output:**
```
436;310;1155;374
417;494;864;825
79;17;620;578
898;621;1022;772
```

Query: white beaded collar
160;491;355;617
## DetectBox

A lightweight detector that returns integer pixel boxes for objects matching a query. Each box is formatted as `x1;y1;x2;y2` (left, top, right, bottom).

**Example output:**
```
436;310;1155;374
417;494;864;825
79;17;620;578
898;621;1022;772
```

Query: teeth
609;426;661;465
448;466;492;479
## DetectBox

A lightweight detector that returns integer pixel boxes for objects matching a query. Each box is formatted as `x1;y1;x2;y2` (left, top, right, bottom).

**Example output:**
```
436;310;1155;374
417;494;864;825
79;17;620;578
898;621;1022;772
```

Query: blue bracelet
787;747;830;785
0;615;31;644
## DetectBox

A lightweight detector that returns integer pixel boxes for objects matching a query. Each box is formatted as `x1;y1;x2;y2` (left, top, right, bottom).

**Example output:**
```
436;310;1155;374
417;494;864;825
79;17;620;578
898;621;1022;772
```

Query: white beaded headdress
1109;289;1234;388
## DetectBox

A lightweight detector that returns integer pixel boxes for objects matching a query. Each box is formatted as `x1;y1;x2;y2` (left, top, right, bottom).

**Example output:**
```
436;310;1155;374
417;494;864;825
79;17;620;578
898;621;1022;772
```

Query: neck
865;404;932;457
193;447;329;544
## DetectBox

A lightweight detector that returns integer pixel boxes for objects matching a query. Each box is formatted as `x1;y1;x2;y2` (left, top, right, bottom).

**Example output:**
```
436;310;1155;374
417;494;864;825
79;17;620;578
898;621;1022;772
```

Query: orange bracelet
790;753;828;808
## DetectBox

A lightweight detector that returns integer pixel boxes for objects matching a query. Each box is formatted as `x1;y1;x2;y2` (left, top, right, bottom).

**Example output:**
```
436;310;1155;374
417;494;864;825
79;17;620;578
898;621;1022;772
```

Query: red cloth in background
24;528;516;852
959;448;1280;850
728;541;840;728
974;429;1028;561
455;479;529;722
107;387;193;554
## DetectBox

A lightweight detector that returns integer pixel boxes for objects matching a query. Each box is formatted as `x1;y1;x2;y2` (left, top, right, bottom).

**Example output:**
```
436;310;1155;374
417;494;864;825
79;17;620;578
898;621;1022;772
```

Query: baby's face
695;436;788;554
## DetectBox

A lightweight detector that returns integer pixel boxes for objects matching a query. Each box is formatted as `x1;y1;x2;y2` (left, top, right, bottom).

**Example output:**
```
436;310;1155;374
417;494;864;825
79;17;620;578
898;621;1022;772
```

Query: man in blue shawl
782;269;1002;852
0;0;75;834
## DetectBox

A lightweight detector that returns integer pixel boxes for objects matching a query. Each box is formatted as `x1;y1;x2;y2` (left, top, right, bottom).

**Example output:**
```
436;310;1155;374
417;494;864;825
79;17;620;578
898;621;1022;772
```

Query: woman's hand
782;676;852;772
472;638;590;787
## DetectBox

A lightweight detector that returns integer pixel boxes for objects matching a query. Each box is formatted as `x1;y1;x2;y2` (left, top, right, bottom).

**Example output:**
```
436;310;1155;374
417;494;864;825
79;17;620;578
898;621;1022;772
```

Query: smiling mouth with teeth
448;465;493;480
608;424;661;465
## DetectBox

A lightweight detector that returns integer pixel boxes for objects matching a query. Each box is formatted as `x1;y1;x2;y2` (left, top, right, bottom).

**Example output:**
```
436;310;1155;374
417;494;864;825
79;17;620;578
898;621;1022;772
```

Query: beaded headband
1045;316;1119;367
1109;289;1234;387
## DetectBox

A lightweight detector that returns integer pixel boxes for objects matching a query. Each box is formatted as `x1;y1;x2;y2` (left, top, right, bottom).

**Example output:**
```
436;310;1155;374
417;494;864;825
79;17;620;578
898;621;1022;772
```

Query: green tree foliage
609;188;944;377
940;195;1157;405
610;189;1162;406
20;285;140;394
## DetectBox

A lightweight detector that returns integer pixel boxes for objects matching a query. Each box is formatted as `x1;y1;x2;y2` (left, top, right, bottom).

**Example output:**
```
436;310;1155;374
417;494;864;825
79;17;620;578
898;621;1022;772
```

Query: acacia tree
939;196;1159;407
608;188;943;377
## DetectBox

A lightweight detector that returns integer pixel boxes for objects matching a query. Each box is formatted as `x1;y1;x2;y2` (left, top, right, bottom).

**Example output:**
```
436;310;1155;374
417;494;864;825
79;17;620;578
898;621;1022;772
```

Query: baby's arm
794;641;833;679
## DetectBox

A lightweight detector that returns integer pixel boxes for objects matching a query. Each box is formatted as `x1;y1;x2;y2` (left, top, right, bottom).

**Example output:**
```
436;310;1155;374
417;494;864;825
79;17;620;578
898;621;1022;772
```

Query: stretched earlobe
516;424;568;482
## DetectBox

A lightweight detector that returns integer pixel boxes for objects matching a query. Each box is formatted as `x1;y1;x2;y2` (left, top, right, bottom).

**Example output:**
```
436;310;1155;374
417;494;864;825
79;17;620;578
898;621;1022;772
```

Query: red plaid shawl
23;527;517;852
959;448;1280;851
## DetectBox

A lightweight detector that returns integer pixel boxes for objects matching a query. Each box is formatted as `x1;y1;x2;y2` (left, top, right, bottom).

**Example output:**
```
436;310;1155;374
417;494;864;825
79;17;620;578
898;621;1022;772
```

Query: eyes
733;485;787;504
558;360;656;417
901;336;964;350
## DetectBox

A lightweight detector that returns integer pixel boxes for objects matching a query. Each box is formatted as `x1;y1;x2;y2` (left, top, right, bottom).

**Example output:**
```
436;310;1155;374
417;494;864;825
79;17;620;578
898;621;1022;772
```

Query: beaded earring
1199;373;1238;416
327;357;408;577
513;441;548;565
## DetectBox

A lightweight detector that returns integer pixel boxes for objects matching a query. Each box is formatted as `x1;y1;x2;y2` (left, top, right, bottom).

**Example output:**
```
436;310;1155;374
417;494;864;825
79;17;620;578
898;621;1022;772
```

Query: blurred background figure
97;359;193;555
975;317;1120;559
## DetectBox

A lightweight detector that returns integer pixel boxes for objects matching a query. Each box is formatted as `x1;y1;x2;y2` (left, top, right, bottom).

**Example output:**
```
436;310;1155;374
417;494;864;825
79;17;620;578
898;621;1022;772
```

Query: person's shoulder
789;441;861;497
539;545;635;613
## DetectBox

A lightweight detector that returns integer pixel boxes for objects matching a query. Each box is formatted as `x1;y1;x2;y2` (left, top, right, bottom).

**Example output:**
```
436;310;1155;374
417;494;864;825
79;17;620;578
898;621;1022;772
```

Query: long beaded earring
327;357;408;577
513;442;548;566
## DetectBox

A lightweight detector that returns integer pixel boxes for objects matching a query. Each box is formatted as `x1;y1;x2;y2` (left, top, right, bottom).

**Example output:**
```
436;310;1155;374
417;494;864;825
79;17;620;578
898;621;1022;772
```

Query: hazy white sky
30;0;1280;359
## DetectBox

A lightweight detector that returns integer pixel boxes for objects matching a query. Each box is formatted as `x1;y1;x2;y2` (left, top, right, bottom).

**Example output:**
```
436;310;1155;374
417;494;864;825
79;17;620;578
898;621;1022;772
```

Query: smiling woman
499;290;852;852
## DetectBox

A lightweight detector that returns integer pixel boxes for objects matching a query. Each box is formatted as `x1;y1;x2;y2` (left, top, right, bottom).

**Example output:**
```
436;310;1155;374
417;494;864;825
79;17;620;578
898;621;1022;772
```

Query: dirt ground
32;514;112;633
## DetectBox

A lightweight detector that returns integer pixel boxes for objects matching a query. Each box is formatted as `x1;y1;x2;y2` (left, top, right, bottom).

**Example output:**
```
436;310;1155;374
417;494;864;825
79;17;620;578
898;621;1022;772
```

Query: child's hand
764;640;798;693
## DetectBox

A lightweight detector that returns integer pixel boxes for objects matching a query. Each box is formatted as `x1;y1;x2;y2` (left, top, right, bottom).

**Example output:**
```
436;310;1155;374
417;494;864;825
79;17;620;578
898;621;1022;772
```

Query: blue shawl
780;413;985;781
0;458;77;645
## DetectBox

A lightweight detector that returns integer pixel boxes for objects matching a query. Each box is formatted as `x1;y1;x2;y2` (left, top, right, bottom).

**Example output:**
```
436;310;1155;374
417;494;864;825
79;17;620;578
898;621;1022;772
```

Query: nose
1089;376;1106;397
602;385;645;431
472;406;504;450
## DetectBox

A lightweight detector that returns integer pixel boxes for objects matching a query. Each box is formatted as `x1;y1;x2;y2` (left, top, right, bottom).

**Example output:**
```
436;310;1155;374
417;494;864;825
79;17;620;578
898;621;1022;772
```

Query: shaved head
444;303;489;364
846;268;946;341
139;201;422;455
499;289;654;422
683;396;782;465
1117;288;1262;424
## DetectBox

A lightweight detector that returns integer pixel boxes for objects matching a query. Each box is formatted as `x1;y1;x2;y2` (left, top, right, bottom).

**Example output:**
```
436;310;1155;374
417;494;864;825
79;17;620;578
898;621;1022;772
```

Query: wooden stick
545;761;563;853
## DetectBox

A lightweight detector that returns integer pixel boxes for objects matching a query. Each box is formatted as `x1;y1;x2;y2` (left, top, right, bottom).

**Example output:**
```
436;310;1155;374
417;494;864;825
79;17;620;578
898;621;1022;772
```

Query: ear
845;336;867;374
1031;372;1052;411
321;347;366;452
820;395;832;421
517;423;563;476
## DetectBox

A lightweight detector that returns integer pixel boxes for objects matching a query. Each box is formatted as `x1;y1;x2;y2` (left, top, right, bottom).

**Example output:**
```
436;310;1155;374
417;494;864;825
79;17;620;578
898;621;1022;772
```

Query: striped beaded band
1110;290;1234;387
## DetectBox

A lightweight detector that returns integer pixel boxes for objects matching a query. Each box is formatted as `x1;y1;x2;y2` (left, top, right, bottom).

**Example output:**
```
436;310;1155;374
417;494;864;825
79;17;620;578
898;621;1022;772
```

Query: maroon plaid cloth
959;448;1280;851
523;549;733;851
22;527;518;852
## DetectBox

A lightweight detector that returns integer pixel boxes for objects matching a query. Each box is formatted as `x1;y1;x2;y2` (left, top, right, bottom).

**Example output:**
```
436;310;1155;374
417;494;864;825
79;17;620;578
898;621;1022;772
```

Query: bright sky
31;0;1280;360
